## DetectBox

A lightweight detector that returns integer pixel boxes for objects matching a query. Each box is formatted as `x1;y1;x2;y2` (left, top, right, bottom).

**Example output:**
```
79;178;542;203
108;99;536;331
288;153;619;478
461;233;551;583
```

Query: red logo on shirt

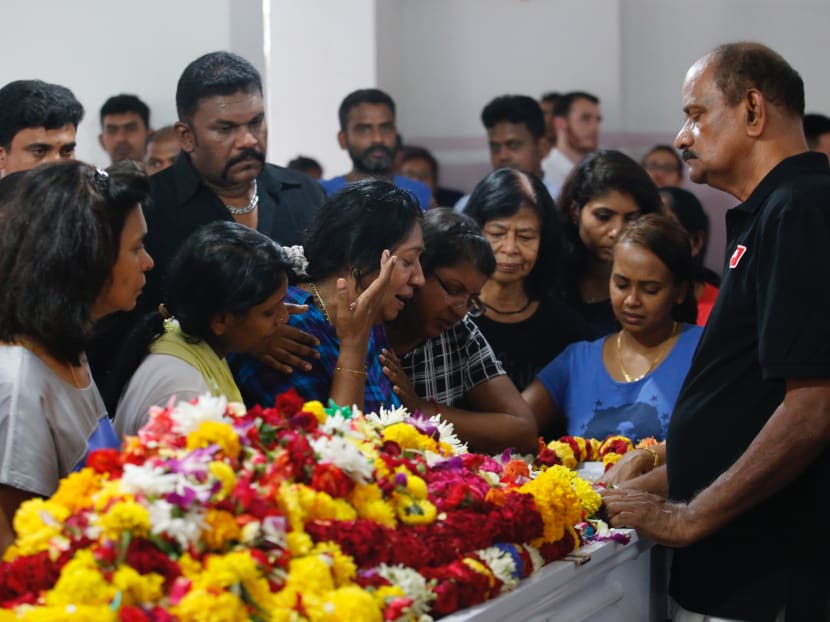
729;244;747;269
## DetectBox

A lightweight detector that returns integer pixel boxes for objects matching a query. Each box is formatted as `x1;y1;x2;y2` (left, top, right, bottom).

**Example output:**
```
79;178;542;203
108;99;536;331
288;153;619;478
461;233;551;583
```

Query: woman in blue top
231;180;425;414
523;213;703;444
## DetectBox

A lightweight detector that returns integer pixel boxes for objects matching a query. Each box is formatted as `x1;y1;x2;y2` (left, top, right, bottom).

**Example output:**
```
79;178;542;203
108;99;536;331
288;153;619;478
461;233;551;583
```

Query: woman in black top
557;150;663;338
463;168;589;390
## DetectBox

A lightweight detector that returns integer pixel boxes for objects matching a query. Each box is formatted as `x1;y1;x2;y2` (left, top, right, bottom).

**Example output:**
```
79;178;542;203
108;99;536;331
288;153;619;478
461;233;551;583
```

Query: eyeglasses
433;272;485;317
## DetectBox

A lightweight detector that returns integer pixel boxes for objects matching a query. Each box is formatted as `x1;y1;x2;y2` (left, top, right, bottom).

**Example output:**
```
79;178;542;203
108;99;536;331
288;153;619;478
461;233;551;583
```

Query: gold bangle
643;447;660;470
335;366;367;377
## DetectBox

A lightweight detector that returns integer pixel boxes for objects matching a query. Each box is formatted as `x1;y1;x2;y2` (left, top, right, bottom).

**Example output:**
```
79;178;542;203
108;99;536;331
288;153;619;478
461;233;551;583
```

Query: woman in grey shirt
0;161;154;555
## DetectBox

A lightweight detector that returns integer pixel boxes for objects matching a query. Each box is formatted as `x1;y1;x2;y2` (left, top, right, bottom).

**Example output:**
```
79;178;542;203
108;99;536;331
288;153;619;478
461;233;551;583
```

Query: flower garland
0;391;604;621
535;435;658;472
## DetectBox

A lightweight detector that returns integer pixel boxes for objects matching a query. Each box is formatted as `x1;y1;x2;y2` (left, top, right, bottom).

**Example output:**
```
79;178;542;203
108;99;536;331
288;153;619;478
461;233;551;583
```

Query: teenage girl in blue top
523;214;703;445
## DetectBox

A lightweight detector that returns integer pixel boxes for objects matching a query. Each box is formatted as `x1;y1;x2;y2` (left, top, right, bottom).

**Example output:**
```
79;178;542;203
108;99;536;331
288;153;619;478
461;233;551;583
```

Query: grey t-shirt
114;353;209;439
0;345;114;497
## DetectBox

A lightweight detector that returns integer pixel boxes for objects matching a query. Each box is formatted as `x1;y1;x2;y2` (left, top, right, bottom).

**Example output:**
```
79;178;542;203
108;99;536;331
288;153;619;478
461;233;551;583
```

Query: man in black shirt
91;52;325;402
604;42;830;620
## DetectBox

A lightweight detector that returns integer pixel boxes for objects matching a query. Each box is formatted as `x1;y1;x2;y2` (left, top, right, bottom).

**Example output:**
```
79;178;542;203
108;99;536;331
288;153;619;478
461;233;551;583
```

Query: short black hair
464;168;562;298
540;92;561;105
0;80;84;149
803;113;830;149
108;221;291;404
146;125;178;146
100;94;150;127
304;179;422;284
552;91;600;118
710;42;804;118
287;155;322;174
420;208;495;278
176;51;262;121
481;95;545;139
338;89;395;132
0;160;150;364
398;145;439;178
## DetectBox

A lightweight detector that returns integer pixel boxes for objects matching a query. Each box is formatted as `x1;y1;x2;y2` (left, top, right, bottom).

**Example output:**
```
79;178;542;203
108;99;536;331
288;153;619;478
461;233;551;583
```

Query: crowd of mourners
2;41;830;621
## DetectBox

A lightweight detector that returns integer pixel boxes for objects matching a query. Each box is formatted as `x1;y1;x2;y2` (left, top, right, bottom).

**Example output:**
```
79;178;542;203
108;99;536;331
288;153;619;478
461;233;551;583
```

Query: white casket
442;531;666;622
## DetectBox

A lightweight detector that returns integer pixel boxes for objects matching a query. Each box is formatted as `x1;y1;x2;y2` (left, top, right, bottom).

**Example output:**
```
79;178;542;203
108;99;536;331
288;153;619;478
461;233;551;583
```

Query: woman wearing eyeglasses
382;208;538;454
463;168;590;391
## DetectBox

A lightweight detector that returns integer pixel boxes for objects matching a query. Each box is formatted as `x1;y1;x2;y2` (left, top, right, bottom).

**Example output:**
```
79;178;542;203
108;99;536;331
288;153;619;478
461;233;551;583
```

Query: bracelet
642;447;660;470
335;366;367;377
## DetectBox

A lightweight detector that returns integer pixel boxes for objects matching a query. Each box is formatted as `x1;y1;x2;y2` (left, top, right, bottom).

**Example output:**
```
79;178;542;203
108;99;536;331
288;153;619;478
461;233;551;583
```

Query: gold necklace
616;322;678;382
309;282;332;325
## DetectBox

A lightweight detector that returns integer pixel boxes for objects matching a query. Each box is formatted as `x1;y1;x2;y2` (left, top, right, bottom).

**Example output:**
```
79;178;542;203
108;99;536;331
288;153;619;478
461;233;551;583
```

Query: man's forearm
685;382;830;541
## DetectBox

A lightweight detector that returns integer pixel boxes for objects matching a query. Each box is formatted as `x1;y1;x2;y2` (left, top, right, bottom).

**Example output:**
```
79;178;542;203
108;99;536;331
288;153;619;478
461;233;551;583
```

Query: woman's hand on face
334;250;397;346
380;348;427;413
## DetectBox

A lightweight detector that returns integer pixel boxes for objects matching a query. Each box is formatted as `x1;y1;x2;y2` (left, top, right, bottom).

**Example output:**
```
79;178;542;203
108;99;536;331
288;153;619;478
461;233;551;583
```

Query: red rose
274;388;305;416
86;448;124;477
119;606;151;622
311;463;354;498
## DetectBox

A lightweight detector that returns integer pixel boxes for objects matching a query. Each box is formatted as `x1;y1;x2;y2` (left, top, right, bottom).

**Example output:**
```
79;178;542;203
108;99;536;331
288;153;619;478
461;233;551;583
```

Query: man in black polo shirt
90;52;325;403
604;43;830;620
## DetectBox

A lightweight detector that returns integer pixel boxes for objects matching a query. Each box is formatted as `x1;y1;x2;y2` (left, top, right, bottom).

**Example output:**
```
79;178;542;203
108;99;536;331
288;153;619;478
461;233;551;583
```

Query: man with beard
541;91;601;189
320;89;430;210
89;51;325;401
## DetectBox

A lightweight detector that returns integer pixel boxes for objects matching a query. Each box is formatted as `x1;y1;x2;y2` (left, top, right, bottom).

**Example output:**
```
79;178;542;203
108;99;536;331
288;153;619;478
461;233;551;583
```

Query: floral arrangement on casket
0;390;602;622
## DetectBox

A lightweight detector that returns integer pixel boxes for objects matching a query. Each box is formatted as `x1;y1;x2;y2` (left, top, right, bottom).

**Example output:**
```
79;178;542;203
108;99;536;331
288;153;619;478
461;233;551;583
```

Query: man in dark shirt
91;52;325;402
603;42;830;620
145;50;324;307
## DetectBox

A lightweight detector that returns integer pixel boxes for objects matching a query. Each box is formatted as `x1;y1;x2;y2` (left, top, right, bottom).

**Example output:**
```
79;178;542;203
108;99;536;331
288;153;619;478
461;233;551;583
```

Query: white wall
266;0;379;178
1;0;232;167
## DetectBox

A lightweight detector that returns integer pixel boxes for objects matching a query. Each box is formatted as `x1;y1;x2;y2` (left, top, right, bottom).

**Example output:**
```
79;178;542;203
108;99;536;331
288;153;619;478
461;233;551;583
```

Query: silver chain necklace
225;179;259;215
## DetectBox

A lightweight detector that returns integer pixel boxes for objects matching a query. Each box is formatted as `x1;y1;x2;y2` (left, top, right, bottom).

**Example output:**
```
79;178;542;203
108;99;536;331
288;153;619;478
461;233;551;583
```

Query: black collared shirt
142;153;325;311
666;152;830;618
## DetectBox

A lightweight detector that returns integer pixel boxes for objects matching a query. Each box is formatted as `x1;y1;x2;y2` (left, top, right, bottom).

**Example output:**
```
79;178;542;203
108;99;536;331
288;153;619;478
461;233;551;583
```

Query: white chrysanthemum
425;413;467;455
120;463;179;497
171;394;232;435
321;413;365;440
146;499;207;550
476;546;519;591
309;435;374;482
366;405;468;456
377;564;435;618
364;404;409;429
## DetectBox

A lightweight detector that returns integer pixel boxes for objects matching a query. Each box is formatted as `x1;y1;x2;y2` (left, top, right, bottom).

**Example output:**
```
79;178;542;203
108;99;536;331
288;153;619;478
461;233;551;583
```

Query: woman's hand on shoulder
261;304;320;373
